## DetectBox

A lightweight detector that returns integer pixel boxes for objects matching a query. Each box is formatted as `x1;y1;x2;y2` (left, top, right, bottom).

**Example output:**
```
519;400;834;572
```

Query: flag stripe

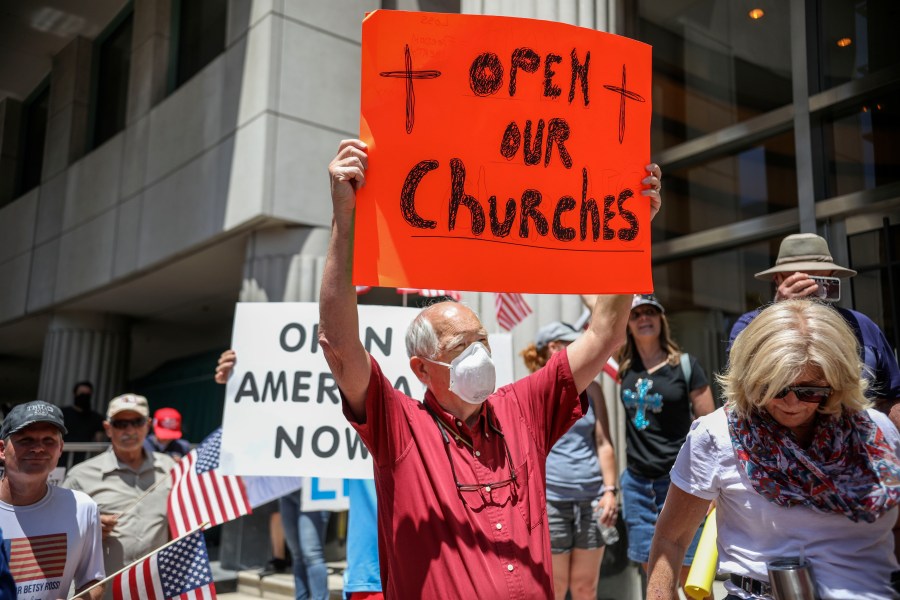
112;531;215;600
113;570;124;600
168;461;187;535
149;550;164;600
139;553;158;600
127;560;140;600
197;471;223;525
9;533;67;581
603;357;619;381
169;428;251;537
494;292;532;330
185;464;209;528
225;474;250;517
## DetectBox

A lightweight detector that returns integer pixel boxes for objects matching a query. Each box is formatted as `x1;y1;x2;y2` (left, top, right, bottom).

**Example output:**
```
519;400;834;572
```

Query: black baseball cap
0;401;67;440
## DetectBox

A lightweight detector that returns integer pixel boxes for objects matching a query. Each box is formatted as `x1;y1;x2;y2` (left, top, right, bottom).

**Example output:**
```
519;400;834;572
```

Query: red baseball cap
152;407;183;441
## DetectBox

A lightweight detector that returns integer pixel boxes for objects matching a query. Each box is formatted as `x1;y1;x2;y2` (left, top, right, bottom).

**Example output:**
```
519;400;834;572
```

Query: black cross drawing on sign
603;64;646;144
379;44;442;134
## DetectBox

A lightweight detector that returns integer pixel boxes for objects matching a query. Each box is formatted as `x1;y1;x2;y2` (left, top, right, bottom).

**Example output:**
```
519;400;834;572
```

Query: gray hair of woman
719;299;871;419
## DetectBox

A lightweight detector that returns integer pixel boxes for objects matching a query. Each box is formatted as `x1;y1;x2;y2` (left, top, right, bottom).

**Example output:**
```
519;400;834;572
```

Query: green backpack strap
680;352;692;388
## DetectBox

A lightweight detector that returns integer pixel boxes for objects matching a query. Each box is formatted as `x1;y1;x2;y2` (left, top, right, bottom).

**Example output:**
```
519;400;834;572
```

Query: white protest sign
219;302;514;479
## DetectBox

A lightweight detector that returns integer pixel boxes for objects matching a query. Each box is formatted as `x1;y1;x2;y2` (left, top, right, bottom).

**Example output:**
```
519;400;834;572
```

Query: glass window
817;0;900;91
173;0;227;89
820;88;900;199
652;131;797;242
92;12;134;149
848;222;899;350
651;237;785;392
636;0;793;152
17;83;49;196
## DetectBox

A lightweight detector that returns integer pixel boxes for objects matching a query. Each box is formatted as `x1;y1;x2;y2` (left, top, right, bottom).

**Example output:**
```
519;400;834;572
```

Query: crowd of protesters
0;139;898;600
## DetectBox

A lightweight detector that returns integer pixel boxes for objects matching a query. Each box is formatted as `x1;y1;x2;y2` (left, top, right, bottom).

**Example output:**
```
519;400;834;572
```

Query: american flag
604;357;620;381
494;292;532;330
8;533;66;582
113;530;216;600
168;428;250;537
396;288;462;300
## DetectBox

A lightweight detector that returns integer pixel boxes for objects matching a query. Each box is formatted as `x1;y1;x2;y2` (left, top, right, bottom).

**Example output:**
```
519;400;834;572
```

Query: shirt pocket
514;451;546;531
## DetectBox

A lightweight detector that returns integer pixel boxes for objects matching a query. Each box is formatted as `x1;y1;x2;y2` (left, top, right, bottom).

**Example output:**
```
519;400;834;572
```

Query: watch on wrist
601;485;619;495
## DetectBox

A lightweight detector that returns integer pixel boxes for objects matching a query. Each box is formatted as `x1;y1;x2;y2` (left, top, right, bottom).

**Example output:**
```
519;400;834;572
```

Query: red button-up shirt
342;348;585;599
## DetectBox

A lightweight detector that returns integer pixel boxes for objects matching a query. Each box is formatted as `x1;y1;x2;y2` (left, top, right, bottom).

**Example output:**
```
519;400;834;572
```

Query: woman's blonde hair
615;309;681;379
720;300;870;418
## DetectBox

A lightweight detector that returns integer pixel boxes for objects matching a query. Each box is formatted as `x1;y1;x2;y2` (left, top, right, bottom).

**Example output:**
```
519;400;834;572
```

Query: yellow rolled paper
684;508;718;600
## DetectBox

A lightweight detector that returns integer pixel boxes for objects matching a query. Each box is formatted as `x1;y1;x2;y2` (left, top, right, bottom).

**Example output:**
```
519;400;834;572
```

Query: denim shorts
547;499;603;553
621;468;703;564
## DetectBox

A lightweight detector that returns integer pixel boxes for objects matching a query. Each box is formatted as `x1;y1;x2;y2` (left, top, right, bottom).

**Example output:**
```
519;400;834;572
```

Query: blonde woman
521;322;617;600
647;300;900;599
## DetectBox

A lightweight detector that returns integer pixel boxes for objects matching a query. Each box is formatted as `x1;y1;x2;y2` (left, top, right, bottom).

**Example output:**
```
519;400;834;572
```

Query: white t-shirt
671;407;899;600
0;485;105;599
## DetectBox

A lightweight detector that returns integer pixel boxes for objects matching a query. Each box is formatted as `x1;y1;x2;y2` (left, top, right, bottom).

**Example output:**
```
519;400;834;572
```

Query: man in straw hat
0;401;105;599
728;233;900;427
62;394;175;593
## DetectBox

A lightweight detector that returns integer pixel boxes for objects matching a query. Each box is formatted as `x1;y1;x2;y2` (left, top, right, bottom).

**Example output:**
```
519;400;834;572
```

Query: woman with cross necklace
614;294;715;593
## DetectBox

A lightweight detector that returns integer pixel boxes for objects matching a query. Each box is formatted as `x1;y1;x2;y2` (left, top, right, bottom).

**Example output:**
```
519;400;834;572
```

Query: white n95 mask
425;342;497;405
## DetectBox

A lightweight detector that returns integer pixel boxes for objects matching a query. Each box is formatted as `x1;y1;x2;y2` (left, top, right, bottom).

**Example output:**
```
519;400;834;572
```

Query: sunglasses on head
772;386;833;403
630;308;660;319
109;417;148;429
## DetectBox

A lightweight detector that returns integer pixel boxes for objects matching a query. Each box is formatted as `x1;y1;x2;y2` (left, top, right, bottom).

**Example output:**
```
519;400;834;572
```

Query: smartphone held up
810;275;840;302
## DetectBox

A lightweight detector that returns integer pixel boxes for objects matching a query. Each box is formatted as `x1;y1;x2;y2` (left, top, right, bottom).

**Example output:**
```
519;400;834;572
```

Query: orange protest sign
355;10;653;294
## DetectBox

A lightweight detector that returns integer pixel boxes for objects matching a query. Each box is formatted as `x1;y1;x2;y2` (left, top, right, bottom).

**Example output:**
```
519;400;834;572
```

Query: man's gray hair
405;312;439;359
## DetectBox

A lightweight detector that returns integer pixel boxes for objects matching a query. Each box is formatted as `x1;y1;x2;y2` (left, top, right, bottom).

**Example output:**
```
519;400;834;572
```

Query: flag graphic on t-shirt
8;533;67;582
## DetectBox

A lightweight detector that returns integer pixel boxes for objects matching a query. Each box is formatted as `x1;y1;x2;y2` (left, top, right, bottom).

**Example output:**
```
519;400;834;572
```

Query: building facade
0;0;897;594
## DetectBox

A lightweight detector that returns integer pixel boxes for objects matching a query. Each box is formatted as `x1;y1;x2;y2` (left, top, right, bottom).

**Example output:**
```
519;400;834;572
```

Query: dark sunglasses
109;417;148;429
630;308;660;319
773;386;832;403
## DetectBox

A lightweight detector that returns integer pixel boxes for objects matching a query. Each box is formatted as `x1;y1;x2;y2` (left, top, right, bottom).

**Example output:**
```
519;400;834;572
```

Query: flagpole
68;521;210;600
115;475;169;518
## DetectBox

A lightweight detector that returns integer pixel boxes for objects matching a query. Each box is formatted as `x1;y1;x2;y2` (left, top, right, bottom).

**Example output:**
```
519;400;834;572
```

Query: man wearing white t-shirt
0;401;105;599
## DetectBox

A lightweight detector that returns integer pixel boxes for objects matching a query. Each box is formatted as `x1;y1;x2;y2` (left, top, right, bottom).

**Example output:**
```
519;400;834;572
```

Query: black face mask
74;393;92;411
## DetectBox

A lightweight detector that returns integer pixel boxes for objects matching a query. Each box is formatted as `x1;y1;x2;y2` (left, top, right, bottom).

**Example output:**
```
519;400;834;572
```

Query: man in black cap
0;401;105;599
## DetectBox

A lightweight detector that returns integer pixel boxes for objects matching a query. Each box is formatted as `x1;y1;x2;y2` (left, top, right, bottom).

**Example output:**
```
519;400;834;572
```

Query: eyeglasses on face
772;386;832;403
109;417;148;430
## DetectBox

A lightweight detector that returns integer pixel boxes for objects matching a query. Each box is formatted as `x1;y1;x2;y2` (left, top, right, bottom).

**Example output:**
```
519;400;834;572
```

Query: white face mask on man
424;341;497;405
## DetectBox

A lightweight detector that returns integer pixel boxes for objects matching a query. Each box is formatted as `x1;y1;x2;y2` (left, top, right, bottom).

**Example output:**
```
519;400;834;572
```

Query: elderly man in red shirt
320;139;662;599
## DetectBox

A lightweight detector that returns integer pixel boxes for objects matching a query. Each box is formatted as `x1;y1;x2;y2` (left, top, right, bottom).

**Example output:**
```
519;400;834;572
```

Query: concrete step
234;562;345;599
215;592;264;600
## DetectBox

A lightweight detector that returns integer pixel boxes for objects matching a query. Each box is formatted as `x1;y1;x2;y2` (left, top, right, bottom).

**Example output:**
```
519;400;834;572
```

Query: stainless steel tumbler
767;557;819;600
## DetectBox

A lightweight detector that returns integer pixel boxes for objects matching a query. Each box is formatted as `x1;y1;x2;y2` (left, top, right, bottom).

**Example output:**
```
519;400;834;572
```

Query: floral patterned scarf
727;407;900;523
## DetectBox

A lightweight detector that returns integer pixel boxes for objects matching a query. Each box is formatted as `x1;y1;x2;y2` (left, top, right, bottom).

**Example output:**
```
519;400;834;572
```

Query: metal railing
60;442;112;470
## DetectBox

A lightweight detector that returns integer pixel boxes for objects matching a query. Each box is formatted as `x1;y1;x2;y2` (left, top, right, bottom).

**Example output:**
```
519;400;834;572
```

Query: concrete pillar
0;98;23;205
37;312;129;411
461;0;617;31
240;226;331;303
127;0;172;124
220;225;331;571
43;37;92;180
